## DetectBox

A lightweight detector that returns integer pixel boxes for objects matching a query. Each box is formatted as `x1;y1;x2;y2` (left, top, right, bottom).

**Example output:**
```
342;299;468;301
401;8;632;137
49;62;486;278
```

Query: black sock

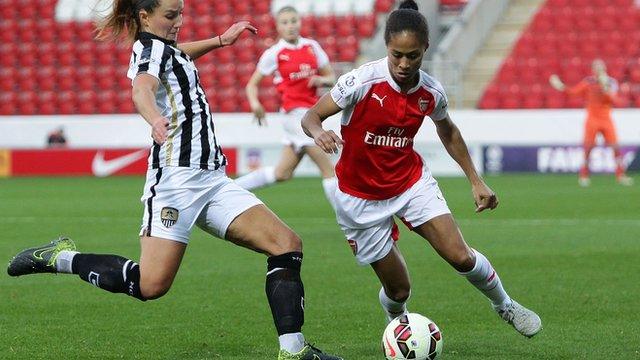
265;252;305;335
72;254;146;301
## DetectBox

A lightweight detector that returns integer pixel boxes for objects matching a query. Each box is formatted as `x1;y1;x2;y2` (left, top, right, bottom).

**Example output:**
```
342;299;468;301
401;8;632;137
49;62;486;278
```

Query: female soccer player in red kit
302;0;542;338
235;6;338;209
550;59;633;186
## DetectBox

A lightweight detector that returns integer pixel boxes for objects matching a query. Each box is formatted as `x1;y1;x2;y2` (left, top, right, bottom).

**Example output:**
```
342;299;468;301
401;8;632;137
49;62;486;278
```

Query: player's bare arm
433;115;498;212
549;74;565;91
178;21;257;60
301;93;344;154
307;64;336;88
245;69;267;125
132;74;169;144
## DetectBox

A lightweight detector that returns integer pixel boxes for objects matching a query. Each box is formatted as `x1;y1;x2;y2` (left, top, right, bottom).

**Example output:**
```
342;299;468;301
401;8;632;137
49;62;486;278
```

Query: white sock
379;287;408;322
234;166;276;190
55;250;79;274
460;249;511;310
279;332;305;354
321;177;338;210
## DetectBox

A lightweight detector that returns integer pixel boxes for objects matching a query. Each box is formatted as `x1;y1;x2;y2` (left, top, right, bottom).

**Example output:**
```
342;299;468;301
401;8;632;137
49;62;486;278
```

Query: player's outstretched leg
7;236;76;276
8;237;147;301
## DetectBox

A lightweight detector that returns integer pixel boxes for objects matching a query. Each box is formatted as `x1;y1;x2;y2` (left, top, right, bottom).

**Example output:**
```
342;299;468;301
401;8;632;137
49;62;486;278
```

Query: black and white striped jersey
127;32;226;171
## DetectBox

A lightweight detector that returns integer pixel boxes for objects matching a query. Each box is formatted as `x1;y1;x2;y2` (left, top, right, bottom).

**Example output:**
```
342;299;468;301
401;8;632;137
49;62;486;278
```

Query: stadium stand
479;0;640;109
0;0;397;115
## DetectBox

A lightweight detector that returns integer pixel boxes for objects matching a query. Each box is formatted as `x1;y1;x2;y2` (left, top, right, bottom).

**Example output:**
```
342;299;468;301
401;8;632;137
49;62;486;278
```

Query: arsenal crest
161;207;179;228
418;97;430;113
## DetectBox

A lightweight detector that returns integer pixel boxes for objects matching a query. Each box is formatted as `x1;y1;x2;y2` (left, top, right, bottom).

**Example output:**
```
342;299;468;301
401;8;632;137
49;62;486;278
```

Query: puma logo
372;93;386;107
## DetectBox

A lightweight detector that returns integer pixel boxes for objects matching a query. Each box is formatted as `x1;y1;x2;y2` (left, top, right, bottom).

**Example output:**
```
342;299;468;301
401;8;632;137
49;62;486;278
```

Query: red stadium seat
18;68;36;92
36;66;56;92
375;0;395;13
57;91;76;114
97;90;118;113
357;14;377;37
17;91;38;115
314;16;336;38
252;0;270;14
57;67;76;92
0;68;15;92
38;91;57;115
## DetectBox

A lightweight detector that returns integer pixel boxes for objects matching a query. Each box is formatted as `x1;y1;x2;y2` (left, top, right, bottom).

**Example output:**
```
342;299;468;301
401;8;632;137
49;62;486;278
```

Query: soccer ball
382;313;443;360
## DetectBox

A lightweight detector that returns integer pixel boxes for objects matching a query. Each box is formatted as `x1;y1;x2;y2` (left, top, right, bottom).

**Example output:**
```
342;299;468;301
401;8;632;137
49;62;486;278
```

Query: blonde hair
95;0;160;41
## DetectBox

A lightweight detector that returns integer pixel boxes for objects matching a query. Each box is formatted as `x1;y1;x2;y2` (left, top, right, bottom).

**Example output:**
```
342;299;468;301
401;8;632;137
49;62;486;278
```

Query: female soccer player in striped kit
234;6;338;209
7;1;341;359
302;0;542;339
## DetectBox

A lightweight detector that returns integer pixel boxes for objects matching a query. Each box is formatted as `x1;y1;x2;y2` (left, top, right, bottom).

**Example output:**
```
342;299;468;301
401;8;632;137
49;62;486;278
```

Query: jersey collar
138;32;177;46
277;37;305;49
381;57;423;95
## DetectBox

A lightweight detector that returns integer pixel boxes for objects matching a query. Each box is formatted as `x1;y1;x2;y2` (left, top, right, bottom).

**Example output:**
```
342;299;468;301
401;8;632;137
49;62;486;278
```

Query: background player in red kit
235;6;338;209
302;0;542;338
549;59;633;186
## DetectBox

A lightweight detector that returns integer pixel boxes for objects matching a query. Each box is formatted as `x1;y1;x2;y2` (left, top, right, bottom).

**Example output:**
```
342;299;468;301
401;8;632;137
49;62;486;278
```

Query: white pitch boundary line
1;217;640;226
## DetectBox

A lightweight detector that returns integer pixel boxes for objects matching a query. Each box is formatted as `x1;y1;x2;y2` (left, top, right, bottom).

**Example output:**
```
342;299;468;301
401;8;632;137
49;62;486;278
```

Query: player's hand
314;130;344;154
151;116;169;145
220;21;258;46
472;182;498;213
549;74;565;91
251;103;266;126
307;76;325;88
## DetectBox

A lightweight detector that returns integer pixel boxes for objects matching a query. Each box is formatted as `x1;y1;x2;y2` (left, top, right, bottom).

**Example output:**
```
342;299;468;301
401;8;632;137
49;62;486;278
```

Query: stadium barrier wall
1;109;639;177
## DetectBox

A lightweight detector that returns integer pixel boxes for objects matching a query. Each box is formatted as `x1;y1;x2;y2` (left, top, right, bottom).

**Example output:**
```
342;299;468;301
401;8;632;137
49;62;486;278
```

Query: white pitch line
1;217;639;227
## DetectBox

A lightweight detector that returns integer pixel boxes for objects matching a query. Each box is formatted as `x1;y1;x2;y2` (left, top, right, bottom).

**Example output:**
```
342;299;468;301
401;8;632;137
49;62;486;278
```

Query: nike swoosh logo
92;149;148;177
384;334;397;357
32;248;53;260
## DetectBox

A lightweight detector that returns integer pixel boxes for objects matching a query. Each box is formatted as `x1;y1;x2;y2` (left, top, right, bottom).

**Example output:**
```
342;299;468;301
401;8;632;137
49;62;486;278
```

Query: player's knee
139;278;172;300
274;171;293;182
387;286;411;303
449;249;475;272
270;230;302;256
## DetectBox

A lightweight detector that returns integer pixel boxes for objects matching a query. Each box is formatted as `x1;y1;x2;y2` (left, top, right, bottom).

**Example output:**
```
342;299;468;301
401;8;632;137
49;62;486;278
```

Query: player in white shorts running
234;6;338;210
7;1;341;359
301;0;542;340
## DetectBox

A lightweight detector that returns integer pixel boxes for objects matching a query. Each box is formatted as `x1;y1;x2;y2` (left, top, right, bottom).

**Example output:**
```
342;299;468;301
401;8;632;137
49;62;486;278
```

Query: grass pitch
1;174;639;359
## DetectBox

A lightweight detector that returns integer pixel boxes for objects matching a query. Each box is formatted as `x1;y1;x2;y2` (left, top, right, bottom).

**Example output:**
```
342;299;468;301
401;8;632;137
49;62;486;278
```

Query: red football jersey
330;58;449;200
257;37;330;112
566;75;619;123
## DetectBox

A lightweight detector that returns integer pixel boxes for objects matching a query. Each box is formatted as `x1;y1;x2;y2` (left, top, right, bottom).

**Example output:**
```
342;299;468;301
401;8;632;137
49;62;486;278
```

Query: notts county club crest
418;97;430;113
161;207;179;228
347;239;358;255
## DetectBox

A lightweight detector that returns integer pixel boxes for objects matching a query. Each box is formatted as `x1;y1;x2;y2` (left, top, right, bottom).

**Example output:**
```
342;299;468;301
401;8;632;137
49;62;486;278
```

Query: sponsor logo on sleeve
344;75;355;87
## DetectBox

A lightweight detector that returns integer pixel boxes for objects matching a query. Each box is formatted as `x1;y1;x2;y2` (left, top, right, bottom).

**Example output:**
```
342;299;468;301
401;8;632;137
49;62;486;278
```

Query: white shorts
335;169;451;265
140;166;263;244
282;107;316;153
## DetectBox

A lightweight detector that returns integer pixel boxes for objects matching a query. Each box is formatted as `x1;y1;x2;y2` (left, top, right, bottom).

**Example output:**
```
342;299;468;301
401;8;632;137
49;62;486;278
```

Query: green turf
1;174;639;359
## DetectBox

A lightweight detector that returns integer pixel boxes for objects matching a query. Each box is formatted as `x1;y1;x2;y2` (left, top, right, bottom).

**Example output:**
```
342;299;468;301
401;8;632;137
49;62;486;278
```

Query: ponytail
95;0;160;42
